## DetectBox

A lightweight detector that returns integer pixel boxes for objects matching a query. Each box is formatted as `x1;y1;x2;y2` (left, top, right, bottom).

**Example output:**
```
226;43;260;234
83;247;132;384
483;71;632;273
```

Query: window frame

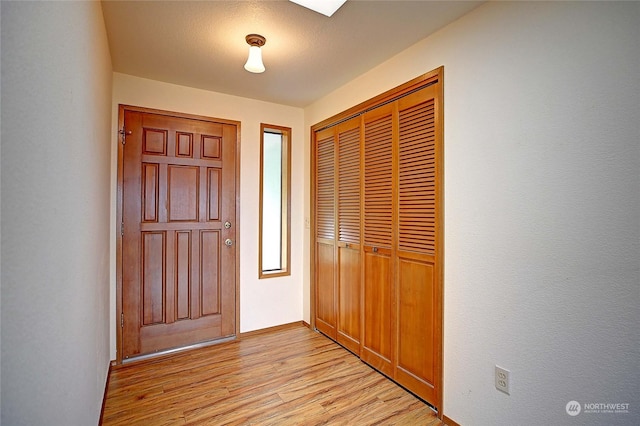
259;123;292;279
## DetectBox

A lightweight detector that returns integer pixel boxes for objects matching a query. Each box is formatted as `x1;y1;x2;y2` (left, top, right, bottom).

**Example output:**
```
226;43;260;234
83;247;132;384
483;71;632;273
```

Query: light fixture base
244;34;266;73
245;34;266;47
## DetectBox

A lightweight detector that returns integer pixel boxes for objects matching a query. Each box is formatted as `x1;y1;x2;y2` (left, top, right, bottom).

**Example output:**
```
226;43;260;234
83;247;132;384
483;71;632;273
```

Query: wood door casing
118;106;239;361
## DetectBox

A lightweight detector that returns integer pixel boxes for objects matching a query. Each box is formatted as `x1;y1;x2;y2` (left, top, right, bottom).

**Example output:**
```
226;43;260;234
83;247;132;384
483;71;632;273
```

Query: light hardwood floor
102;323;442;425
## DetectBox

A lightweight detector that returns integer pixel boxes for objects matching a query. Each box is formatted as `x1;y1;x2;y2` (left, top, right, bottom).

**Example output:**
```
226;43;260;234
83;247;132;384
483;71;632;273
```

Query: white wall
110;73;305;358
1;1;113;424
305;2;640;425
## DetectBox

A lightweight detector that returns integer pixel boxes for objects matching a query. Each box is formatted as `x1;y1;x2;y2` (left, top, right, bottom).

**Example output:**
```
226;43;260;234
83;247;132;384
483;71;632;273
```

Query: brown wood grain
311;67;444;412
315;241;337;338
362;250;393;377
119;107;239;361
315;129;336;240
102;325;441;425
443;414;463;426
336;117;362;355
315;127;338;339
337;245;361;354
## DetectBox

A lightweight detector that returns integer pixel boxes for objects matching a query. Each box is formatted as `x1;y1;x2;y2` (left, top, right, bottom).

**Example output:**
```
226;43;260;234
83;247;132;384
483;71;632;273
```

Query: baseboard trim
302;320;311;329
99;360;115;425
443;414;461;426
240;321;307;338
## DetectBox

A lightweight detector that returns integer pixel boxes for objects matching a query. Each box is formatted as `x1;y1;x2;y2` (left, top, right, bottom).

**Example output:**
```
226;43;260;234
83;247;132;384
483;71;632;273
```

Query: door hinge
121;222;124;236
121;313;124;328
119;127;131;145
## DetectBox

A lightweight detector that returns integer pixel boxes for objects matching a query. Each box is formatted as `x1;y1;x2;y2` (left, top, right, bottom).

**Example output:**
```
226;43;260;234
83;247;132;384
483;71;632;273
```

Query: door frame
309;67;443;414
115;104;241;364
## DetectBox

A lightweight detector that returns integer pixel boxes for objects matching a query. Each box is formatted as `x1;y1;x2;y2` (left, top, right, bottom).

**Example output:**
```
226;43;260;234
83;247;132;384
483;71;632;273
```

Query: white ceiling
101;0;483;107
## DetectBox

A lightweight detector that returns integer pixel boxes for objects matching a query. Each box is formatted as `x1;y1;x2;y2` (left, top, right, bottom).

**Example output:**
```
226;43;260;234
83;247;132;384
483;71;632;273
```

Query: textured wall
305;2;640;424
1;1;113;424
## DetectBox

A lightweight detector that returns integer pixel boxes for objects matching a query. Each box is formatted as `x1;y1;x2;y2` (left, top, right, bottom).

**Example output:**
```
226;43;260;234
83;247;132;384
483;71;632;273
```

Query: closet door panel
395;86;441;403
363;109;393;248
316;241;336;337
337;121;361;245
397;87;437;256
362;248;393;377
316;130;336;242
396;255;436;401
361;106;394;375
336;119;362;354
314;129;337;338
337;245;360;353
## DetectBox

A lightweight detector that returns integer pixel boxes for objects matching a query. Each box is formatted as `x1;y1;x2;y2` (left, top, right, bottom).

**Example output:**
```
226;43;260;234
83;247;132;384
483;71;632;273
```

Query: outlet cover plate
495;366;510;394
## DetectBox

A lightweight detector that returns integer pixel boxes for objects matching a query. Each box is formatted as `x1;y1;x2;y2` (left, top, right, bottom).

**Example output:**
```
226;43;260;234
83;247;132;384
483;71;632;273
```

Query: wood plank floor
102;324;442;425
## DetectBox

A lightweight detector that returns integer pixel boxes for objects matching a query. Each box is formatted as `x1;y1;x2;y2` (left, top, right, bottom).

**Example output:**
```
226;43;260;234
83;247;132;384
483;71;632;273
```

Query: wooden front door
118;106;239;360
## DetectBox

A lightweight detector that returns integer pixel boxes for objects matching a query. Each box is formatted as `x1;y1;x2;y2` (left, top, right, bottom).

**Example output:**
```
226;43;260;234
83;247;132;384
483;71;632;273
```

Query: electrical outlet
495;366;510;394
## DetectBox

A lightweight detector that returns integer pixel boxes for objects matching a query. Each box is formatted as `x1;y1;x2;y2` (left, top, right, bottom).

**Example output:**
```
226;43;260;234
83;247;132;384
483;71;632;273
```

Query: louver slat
398;100;436;254
316;135;335;240
338;127;360;244
364;115;393;248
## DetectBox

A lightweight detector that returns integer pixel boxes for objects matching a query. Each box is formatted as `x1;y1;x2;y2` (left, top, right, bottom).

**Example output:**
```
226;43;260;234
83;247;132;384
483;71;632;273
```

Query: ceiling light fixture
244;34;266;73
289;0;347;17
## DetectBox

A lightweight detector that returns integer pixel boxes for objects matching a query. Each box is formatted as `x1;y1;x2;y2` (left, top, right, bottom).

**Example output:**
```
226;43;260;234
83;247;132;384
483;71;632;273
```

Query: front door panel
121;109;237;359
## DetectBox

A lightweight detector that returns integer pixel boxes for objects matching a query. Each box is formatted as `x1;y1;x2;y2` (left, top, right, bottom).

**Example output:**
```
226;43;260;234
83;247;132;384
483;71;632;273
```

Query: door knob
225;238;233;247
224;221;232;229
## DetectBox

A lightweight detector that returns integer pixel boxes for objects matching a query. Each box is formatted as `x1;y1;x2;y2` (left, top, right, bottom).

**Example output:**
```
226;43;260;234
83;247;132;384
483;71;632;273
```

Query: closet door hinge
121;313;124;328
121;222;124;236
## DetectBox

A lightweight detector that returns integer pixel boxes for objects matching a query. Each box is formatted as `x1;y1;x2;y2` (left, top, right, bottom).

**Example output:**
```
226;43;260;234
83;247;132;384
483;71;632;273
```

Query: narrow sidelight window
259;124;291;278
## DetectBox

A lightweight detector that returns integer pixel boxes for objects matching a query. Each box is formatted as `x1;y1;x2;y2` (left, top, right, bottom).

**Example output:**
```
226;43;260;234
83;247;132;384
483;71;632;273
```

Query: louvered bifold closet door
336;117;362;354
312;68;444;413
395;85;441;403
315;128;337;338
361;104;395;376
